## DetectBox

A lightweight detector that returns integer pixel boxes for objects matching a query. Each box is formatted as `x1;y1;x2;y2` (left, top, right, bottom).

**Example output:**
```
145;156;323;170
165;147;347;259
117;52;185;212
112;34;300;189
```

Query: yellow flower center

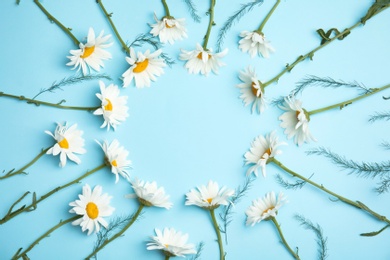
58;138;69;149
296;110;301;119
197;52;211;60
164;244;169;248
133;59;149;73
206;198;213;204
81;46;95;59
104;98;113;111
165;21;175;28
251;82;262;97
86;202;99;219
111;160;118;167
262;206;275;216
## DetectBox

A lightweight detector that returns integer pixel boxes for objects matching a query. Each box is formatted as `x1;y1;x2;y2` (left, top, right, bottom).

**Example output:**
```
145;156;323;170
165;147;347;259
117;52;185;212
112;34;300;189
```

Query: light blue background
1;0;390;259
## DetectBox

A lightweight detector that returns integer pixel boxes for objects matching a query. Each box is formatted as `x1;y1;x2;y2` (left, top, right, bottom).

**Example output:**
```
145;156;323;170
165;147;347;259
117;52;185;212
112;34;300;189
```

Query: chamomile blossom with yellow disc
147;228;197;258
244;131;286;177
45;122;86;167
69;184;115;235
122;47;166;88
97;139;132;183
179;44;228;75
238;31;275;58
93;81;129;131
66;28;112;75
237;66;267;114
150;13;187;44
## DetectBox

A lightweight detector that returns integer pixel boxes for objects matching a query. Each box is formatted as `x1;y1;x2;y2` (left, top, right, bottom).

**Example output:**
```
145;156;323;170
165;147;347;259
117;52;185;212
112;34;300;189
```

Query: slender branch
85;204;144;259
1;147;49;180
33;0;80;46
255;0;280;34
271;217;300;259
12;215;81;259
0;164;106;225
210;209;224;260
203;0;216;50
161;0;171;17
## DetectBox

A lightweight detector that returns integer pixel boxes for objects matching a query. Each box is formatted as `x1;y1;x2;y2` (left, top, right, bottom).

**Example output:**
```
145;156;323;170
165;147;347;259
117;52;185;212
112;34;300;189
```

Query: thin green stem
270;217;300;260
1;147;50;180
0;164;106;225
12;215;81;259
161;0;171;17
164;256;170;260
255;0;280;34
308;83;390;116
210;209;224;260
33;0;80;46
272;159;390;225
202;0;216;50
85;204;145;259
96;0;130;54
0;92;99;111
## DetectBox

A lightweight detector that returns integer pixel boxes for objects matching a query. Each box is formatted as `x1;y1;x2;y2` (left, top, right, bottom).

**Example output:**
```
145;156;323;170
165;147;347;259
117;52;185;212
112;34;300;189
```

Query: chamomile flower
45;122;86;167
147;228;197;257
185;180;234;210
97;139;132;183
237;66;267;114
69;184;115;235
238;31;275;58
244;131;286;177
179;43;228;75
279;96;316;146
93;81;129;131
66;27;112;75
125;178;173;209
122;47;166;88
245;191;287;226
150;13;187;44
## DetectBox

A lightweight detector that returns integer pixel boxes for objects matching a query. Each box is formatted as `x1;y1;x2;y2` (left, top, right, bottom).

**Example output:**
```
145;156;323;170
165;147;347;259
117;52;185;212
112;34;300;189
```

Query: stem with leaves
210;209;225;260
0;164;106;225
33;0;80;46
271;217;300;259
203;0;216;50
255;0;280;34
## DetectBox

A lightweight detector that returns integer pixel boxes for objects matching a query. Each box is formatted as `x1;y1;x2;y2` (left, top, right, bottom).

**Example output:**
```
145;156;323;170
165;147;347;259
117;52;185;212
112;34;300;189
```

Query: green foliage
369;111;390;123
182;0;201;23
190;242;205;260
361;0;390;24
316;28;350;45
275;173;309;190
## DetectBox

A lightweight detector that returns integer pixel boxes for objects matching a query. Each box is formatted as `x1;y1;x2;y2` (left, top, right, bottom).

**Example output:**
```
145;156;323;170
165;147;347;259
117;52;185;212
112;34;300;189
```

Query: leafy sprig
375;176;390;194
190;242;205;260
381;141;390;150
275;173;309;190
369;111;390;123
182;0;201;23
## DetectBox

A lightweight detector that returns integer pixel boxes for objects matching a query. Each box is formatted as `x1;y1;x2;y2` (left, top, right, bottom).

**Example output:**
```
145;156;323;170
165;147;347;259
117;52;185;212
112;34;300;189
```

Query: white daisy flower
69;184;115;235
93;81;129;131
150;13;187;44
238;31;275;58
147;228;197;257
185;180;234;210
122;47;166;88
244;131;286;177
279;96;317;146
97;139;132;183
245;191;287;226
237;66;268;114
66;27;112;75
179;43;228;75
125;178;173;209
45;122;86;167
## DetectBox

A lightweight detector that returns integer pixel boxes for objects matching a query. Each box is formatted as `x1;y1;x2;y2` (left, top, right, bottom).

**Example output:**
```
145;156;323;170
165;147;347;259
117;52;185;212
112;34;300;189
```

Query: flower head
150;13;187;44
93;81;129;131
45;122;86;167
244;131;286;177
246;191;287;226
66;28;112;75
69;184;115;235
279;96;316;146
147;228;197;257
237;66;267;114
97;139;132;183
238;31;275;58
185;180;234;210
179;43;228;75
122;47;166;88
125;178;172;209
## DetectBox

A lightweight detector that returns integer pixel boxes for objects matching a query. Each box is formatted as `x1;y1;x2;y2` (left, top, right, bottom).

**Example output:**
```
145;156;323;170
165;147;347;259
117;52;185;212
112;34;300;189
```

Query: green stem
96;0;130;54
202;0;216;50
33;0;80;46
85;204;145;259
270;217;300;260
164;256;170;260
0;92;99;111
1;147;50;180
255;0;280;34
12;215;81;260
0;164;106;225
272;159;390;225
210;209;224;260
308;83;390;116
161;0;171;17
